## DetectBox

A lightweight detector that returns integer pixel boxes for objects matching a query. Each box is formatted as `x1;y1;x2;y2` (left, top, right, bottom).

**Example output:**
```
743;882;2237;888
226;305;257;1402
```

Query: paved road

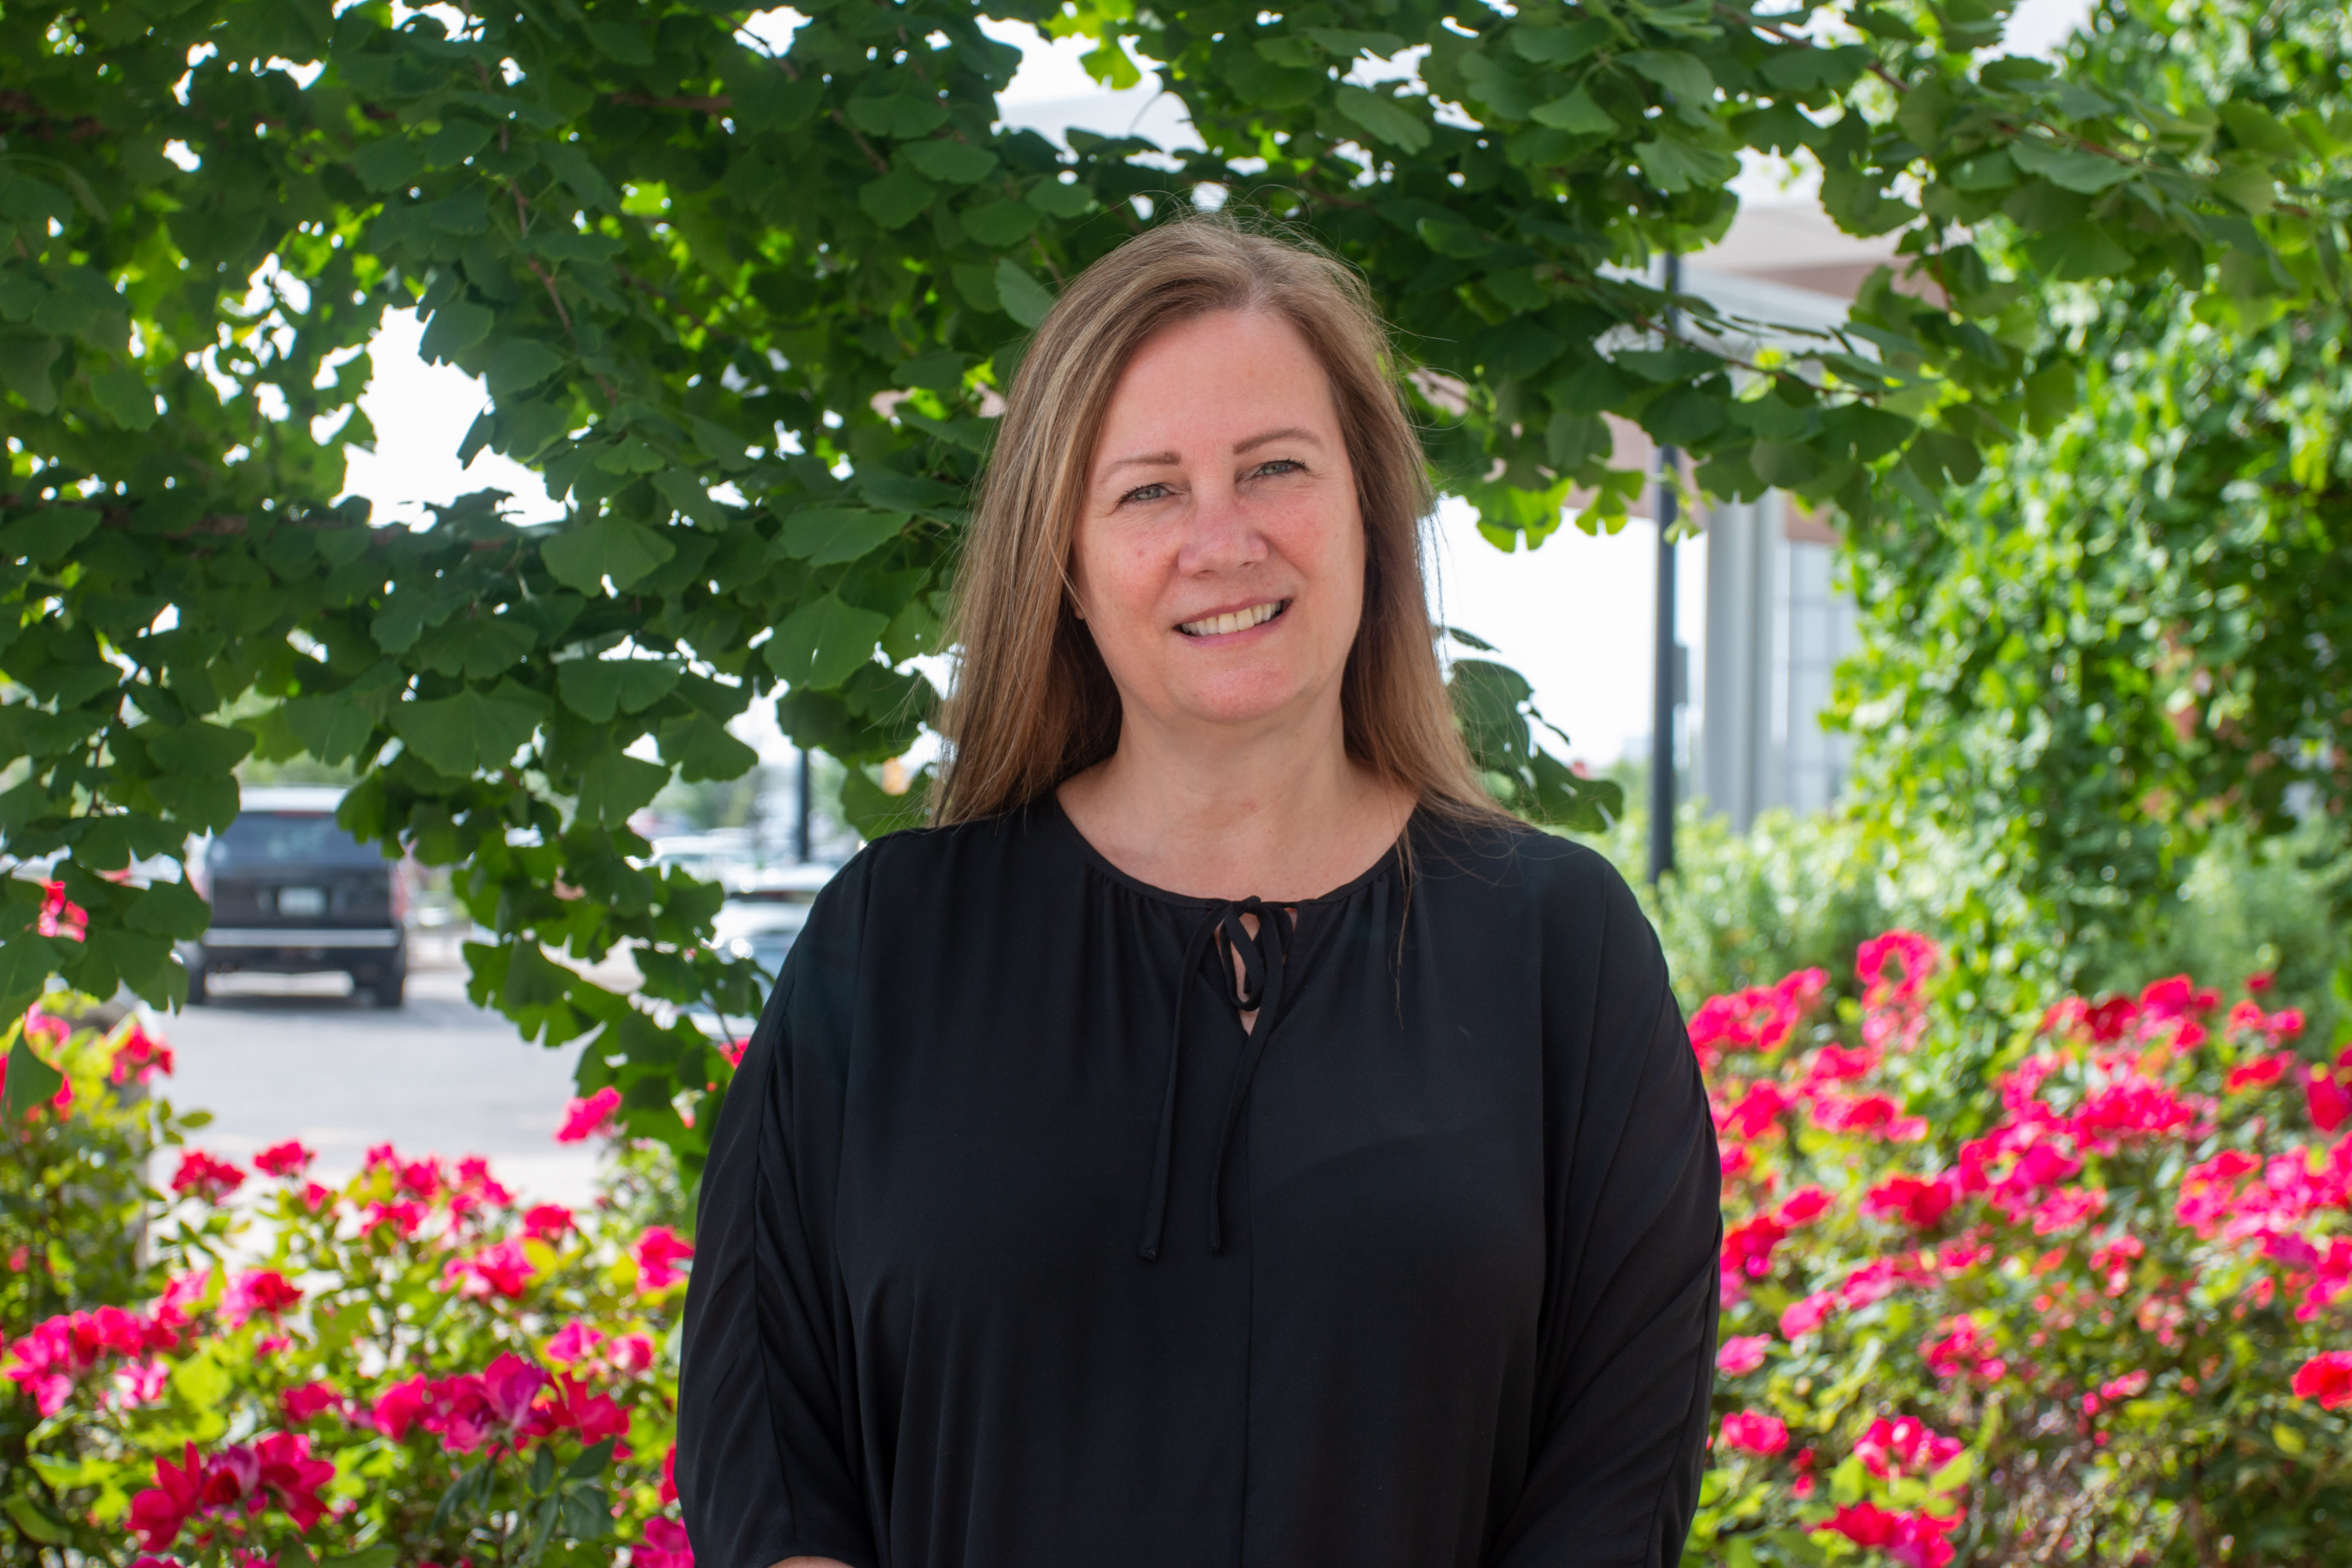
151;953;600;1207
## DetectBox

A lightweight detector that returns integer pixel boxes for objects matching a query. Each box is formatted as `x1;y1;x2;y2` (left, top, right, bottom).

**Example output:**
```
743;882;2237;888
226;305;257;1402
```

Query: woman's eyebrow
1100;426;1323;477
1234;426;1322;455
1103;449;1180;474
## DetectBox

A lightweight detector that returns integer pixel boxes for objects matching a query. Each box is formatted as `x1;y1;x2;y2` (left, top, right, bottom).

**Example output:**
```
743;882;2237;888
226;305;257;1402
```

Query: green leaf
423;118;496;168
844;94;950;139
1450;658;1534;766
1758;46;1871;92
576;748;670;826
565;1438;618;1482
1457;52;1538;118
390;684;546;777
1;1496;67;1545
585;19;654;64
323;1550;398;1568
1527;745;1620;831
1027;179;1094;219
1634;136;1739;193
1082;38;1142;89
893;349;966;391
2218;101;2300;157
1545;410;1609;469
0;176;74;224
280;691;378;765
429;1460;491;1535
841;762;930;838
2009;140;2134;194
1529;89;1615;135
1418;218;1495;259
420;297;495;362
653;469;728;528
1750;439;1823;487
0;505;98;564
994;259;1056;328
1335;86;1431;154
555;658;682;723
90;365;159;430
123;877;211;940
1639;386;1726;446
539;514;677;594
2;1037;64;1120
352;136;426;192
764;594;891;689
859;167;938;230
169;202;267;265
2028;222;2133;280
170;1345;231;1410
485;339;566;398
0;334;61;413
777;507;909;566
420;614;537;680
961;199;1040;246
0;936;63;1018
658;711;759;782
1511;21;1608;64
147;720;256;778
1622;50;1715;105
906;139;999;184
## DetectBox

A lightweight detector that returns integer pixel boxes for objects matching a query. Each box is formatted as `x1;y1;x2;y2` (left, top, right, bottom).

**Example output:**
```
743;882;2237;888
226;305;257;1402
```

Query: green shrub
1700;932;2352;1564
21;901;2352;1566
1;1009;688;1568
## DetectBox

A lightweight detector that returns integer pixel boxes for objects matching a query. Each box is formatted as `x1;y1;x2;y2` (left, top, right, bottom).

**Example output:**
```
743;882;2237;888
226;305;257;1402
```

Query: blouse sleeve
678;855;878;1568
1490;858;1721;1568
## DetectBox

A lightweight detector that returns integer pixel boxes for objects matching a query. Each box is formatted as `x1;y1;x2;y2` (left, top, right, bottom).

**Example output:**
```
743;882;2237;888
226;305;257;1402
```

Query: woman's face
1071;309;1364;741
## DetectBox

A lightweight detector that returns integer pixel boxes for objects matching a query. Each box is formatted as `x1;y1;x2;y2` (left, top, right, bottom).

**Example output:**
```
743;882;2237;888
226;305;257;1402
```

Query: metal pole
795;747;813;864
1648;251;1682;887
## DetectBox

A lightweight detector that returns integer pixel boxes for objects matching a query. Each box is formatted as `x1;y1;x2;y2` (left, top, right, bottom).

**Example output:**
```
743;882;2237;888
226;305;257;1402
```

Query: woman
678;215;1719;1568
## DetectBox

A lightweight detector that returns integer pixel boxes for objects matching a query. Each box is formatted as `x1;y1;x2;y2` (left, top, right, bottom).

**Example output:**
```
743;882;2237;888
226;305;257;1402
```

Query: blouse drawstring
1136;897;1293;1262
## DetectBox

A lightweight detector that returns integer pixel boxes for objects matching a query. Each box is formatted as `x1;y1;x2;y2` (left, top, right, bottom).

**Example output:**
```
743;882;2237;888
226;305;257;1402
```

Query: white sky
340;0;2092;769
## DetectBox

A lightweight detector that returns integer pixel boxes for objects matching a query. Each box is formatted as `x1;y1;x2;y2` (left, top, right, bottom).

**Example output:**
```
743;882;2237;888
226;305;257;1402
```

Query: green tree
1839;0;2352;993
2;0;2339;1169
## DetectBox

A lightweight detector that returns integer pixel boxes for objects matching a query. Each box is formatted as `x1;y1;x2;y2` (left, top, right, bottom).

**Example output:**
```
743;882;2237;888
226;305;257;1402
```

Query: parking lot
154;936;600;1207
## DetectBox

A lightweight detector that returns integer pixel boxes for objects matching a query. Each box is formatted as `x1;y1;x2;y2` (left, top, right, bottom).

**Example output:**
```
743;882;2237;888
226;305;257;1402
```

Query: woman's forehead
1093;311;1339;462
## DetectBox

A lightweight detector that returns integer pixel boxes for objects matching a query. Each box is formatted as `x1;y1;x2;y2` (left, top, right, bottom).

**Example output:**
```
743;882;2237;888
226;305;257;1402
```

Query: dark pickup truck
188;787;408;1007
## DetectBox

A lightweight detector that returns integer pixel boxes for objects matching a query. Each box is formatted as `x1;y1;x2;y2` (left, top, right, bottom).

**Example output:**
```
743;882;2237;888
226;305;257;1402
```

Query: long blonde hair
934;212;1501;826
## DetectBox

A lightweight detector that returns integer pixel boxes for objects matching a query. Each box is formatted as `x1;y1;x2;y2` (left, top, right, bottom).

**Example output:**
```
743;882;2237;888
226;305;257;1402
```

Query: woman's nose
1175;482;1267;575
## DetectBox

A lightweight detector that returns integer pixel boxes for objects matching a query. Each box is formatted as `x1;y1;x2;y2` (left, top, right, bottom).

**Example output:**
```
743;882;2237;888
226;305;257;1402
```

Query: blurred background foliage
1831;0;2352;1021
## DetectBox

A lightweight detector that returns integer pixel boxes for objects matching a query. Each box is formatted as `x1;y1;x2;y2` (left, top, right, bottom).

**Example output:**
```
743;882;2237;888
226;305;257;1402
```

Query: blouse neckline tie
1137;896;1295;1262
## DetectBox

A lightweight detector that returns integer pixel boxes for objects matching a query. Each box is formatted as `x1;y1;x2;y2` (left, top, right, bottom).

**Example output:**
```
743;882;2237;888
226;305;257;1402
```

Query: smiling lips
1177;600;1289;638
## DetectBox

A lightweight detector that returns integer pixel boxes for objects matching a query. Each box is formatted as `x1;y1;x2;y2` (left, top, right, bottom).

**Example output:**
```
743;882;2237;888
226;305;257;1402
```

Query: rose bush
1697;934;2352;1564
2;1007;691;1567
18;923;2352;1565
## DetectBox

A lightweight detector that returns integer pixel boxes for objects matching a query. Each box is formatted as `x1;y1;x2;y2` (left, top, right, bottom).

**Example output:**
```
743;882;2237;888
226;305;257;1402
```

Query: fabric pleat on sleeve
678;856;880;1568
1489;858;1722;1567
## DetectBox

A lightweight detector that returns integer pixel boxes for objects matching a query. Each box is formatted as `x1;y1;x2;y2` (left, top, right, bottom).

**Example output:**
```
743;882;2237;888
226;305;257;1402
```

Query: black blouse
677;801;1719;1568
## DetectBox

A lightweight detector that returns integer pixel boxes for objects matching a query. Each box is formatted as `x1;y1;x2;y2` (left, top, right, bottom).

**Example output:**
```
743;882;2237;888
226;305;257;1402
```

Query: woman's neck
1055;704;1415;902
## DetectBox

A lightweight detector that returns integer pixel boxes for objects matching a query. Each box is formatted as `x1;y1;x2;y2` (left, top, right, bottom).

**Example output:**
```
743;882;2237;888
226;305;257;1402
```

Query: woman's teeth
1179;601;1285;637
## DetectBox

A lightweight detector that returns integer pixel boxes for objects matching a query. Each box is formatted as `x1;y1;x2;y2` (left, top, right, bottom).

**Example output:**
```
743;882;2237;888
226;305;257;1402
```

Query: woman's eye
1252;459;1305;478
1119;482;1172;505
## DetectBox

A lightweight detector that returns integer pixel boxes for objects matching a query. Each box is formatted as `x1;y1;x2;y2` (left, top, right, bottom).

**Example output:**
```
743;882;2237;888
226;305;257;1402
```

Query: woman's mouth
1177;600;1289;638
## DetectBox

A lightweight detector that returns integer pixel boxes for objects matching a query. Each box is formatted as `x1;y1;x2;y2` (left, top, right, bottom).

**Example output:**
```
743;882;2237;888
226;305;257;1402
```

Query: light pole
1648;250;1682;888
795;747;813;864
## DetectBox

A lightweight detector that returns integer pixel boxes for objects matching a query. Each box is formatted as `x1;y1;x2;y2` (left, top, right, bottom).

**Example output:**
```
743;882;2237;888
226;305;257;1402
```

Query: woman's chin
1155;674;1325;735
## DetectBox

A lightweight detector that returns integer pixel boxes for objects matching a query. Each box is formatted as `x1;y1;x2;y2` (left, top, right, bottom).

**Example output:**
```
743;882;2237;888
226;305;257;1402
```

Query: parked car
186;786;408;1007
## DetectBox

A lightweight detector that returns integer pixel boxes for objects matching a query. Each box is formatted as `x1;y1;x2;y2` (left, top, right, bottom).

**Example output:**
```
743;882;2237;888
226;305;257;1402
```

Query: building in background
1597;199;1881;829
